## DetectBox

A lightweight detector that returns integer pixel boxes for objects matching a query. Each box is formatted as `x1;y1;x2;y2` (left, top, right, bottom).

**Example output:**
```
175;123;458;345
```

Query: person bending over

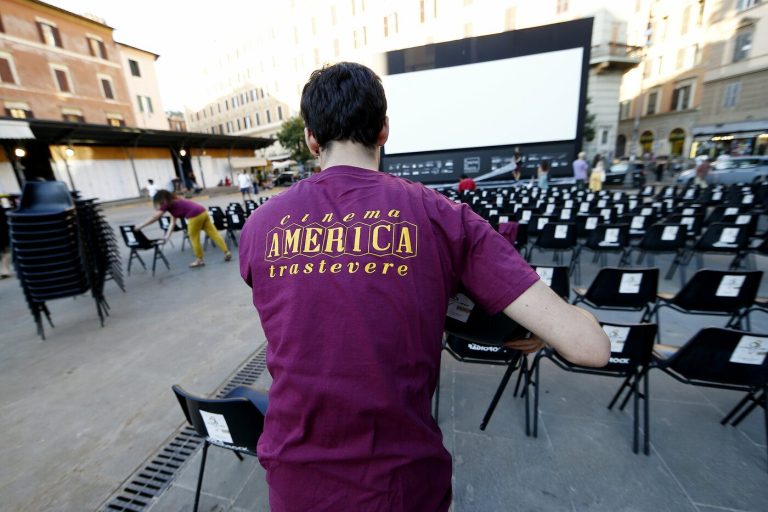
136;190;231;268
238;62;610;512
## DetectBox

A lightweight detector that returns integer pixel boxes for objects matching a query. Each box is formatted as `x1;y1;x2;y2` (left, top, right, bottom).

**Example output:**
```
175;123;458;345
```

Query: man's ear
376;117;389;147
305;128;321;156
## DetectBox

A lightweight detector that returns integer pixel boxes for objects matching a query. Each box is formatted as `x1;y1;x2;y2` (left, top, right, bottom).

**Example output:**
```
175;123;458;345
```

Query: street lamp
179;149;187;157
65;146;75;158
14;147;26;158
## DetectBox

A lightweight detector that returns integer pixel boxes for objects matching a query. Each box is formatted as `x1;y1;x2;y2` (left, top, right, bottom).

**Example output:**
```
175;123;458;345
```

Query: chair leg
193;441;209;512
233;451;244;461
721;390;755;425
607;373;634;410
479;354;520;431
633;371;640;454
732;390;765;427
513;356;527;398
533;354;542;438
619;373;638;411
643;368;650;455
763;384;768;472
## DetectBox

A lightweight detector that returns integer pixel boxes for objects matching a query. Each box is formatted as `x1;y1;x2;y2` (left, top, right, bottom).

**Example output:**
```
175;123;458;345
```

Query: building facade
183;0;641;162
0;0;136;126
618;0;768;160
117;42;168;130
166;111;187;132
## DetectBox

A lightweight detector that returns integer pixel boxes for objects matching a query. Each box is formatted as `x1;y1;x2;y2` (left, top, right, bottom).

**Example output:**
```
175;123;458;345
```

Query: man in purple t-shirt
239;62;609;512
572;151;589;189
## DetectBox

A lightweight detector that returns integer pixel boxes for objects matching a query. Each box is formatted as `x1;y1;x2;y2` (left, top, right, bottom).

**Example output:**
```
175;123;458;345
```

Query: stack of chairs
8;181;121;339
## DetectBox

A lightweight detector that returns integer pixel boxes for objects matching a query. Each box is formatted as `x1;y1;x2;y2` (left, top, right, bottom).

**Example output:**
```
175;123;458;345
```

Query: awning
272;160;296;169
0;119;35;140
230;157;268;168
693;119;768;136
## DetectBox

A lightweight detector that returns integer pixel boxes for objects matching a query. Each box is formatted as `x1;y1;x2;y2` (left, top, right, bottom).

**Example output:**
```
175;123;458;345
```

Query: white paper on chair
716;275;746;297
661;226;679;241
598;199;607;208
497;197;504;206
545;205;555;215
615;204;625;215
499;215;510;224
629;200;638;210
603;325;631;353
600;209;611;220
446;293;475;323
619;273;643;294
538;217;550;230
482;191;488;197
683;208;694;215
231;214;240;224
560;209;572;220
587;193;595;201
565;200;574;208
586;217;599;230
613;192;622;201
631;216;645;229
536;267;554;286
684;189;695;199
603;228;620;244
200;411;234;444
736;215;751;225
554;225;568;239
725;207;739;216
681;217;695;231
522;210;532;222
743;195;754;205
641;207;652;216
718;227;740;245
729;336;768;365
523;197;530;204
712;191;723;201
489;209;498;216
580;203;590;213
126;232;137;245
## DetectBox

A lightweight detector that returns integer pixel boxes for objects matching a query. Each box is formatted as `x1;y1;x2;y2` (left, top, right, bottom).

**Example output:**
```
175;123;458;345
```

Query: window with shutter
54;69;70;92
101;78;114;99
0;57;15;84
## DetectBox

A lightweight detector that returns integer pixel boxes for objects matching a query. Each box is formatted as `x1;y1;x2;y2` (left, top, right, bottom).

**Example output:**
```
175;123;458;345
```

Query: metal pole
123;146;142;198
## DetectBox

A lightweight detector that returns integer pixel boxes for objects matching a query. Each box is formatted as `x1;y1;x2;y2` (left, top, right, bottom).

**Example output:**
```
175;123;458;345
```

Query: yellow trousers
186;211;228;259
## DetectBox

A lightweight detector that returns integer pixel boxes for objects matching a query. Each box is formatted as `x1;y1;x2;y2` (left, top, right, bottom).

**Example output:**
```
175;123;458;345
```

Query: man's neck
319;141;380;171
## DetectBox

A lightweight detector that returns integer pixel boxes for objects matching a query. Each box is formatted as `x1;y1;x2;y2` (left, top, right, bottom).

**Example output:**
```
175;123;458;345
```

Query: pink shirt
159;198;205;219
239;165;538;511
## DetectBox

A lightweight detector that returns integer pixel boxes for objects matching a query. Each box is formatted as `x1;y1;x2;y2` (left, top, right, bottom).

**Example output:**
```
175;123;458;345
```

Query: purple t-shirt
572;158;589;180
239;165;538;511
159;198;205;219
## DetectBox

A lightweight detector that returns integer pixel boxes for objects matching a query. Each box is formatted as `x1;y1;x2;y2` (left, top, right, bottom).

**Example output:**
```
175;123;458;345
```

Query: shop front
691;120;768;159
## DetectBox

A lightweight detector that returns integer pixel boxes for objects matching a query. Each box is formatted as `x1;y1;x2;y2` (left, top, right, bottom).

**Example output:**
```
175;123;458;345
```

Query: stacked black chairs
439;291;529;430
650;269;762;337
173;384;267;512
528;322;657;454
119;225;170;276
8;181;119;339
572;267;659;322
651;327;768;469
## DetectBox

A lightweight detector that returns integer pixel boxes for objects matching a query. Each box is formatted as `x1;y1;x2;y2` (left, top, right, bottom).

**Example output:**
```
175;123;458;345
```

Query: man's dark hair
540;161;550;171
300;62;387;150
148;179;154;184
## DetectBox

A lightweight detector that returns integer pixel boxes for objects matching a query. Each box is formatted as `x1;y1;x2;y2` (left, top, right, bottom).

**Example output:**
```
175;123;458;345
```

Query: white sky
47;0;266;111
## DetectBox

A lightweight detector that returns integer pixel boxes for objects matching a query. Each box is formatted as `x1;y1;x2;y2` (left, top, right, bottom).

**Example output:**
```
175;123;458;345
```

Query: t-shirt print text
265;209;418;278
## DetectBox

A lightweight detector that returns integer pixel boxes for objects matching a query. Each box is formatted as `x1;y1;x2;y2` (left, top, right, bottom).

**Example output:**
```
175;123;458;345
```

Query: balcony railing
590;43;643;72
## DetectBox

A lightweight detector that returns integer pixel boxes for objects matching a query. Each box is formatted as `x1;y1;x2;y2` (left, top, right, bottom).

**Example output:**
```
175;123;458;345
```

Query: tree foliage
583;96;596;143
276;116;313;163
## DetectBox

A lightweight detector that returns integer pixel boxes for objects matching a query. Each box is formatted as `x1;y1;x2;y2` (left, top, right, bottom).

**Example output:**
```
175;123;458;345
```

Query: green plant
276;116;313;163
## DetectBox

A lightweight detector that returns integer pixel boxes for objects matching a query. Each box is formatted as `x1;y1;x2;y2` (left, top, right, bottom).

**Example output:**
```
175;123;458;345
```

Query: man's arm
502;281;610;367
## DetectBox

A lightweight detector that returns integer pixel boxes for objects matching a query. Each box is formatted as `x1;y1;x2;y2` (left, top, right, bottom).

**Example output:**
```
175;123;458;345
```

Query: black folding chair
158;215;188;249
629;223;688;283
528;222;579;281
119;225;169;276
528;322;657;454
439;292;529;430
572;267;659;322
650;269;762;338
651;327;768;470
172;385;267;512
579;223;631;267
531;265;570;301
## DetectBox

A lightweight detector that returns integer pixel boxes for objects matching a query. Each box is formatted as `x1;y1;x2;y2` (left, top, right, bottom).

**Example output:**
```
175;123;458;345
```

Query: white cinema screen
382;47;584;156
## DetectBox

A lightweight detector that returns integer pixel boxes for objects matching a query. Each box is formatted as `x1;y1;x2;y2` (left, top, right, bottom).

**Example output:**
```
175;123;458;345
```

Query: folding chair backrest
444;335;519;364
536;222;576;249
533;265;570;300
639;223;687;251
226;211;245;230
585;267;659;308
586;223;629;250
600;322;657;371
17;180;74;213
576;215;602;238
665;328;768;387
445;291;528;347
172;385;264;452
694;223;749;252
208;207;227;230
527;215;555;237
670;269;762;312
119;225;152;249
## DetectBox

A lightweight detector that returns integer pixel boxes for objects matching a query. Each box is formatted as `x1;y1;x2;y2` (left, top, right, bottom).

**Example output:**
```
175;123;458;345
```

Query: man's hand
503;335;546;354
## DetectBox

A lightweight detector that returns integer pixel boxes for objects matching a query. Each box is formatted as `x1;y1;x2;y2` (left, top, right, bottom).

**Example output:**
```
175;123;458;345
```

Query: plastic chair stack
8;181;122;339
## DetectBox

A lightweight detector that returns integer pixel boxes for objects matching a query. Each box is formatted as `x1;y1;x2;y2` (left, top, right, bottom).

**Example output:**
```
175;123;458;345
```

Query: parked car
606;162;645;186
676;156;768;185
